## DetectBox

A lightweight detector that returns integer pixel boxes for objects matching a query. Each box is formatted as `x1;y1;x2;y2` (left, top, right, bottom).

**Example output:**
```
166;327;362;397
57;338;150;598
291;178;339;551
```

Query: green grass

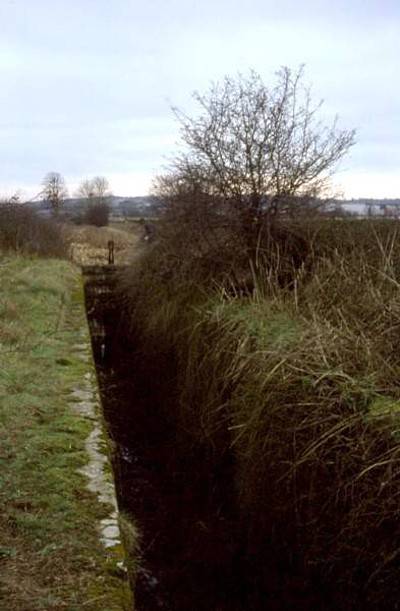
0;255;131;610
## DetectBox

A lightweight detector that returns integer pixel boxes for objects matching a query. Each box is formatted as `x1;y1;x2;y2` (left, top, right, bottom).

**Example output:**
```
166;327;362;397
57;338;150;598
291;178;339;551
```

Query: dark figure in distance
107;239;115;264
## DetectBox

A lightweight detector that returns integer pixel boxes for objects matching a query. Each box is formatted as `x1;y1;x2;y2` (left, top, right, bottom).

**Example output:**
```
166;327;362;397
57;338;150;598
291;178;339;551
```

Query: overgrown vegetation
77;176;112;226
119;70;400;606
83;201;110;226
120;218;400;608
0;199;67;257
0;257;130;610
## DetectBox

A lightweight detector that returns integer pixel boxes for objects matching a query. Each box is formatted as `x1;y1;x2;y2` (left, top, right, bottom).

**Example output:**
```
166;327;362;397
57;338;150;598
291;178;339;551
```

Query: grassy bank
0;256;131;610
120;219;400;609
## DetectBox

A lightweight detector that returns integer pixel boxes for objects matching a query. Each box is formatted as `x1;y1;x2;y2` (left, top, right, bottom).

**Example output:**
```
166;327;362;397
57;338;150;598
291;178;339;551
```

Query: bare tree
77;176;112;226
91;176;111;199
41;172;67;216
77;176;111;202
77;178;95;200
157;67;355;243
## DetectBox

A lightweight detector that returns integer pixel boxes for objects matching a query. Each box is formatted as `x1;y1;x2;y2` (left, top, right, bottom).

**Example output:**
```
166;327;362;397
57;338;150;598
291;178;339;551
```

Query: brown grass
118;218;400;608
63;223;142;265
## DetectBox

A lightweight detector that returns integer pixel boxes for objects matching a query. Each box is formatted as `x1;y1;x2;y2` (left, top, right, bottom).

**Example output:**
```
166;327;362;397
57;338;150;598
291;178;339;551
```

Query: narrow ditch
82;265;248;611
81;264;386;611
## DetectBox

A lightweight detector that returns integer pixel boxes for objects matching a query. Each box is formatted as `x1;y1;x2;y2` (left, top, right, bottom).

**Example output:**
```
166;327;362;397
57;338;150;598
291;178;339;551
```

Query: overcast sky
0;0;399;199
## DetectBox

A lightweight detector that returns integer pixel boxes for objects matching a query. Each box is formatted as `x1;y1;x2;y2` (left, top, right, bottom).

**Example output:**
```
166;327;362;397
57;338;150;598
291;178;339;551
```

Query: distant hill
333;198;400;216
26;195;400;219
341;198;400;208
28;196;159;219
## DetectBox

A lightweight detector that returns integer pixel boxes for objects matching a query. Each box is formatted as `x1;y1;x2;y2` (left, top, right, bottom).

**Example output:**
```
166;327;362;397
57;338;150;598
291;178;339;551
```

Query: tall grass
119;218;400;608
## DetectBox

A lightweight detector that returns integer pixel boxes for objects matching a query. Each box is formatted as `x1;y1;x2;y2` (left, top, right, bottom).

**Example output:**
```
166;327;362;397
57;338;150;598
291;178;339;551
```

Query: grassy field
0;256;131;610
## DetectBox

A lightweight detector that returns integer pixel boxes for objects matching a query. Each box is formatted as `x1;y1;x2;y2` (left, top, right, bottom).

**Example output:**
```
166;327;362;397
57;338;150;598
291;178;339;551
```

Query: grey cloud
0;0;399;196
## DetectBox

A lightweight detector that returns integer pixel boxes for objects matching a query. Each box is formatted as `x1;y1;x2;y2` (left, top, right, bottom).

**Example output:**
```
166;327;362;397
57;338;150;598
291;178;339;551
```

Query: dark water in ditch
82;265;400;611
83;266;248;611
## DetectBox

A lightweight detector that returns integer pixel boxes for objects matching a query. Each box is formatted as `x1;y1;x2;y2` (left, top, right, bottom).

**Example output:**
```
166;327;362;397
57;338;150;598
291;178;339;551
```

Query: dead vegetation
63;223;142;265
119;218;400;609
0;201;67;258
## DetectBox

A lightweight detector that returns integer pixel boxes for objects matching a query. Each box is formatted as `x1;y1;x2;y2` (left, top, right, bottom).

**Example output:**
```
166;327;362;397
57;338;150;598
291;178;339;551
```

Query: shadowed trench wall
82;265;247;611
83;261;399;611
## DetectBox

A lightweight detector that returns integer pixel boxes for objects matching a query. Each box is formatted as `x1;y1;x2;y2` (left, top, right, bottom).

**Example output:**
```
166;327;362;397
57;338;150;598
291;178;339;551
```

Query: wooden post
107;240;115;265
